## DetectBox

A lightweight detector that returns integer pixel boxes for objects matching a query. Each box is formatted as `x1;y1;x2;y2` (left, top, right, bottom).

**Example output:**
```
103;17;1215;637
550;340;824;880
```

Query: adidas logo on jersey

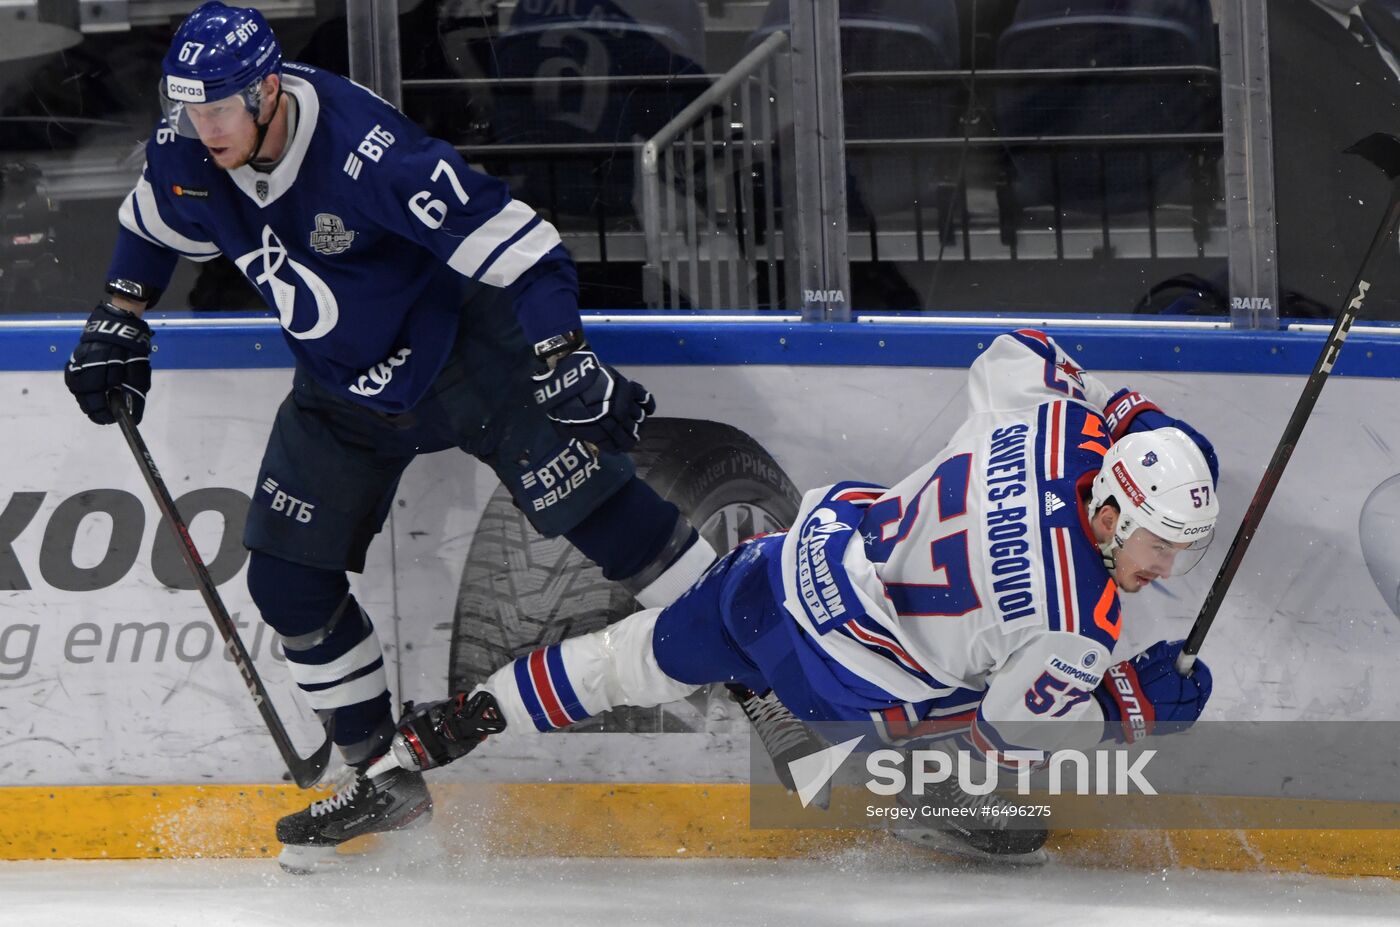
1044;491;1066;516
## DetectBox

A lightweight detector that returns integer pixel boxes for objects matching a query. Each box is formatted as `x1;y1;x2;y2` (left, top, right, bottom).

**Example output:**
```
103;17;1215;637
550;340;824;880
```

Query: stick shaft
1176;183;1400;674
109;397;331;786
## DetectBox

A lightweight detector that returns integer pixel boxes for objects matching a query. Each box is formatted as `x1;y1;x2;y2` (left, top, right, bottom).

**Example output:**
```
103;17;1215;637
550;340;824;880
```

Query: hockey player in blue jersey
61;1;723;868
367;329;1221;864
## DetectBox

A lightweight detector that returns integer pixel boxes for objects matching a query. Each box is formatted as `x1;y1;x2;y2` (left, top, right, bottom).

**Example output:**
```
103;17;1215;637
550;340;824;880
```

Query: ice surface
2;848;1398;927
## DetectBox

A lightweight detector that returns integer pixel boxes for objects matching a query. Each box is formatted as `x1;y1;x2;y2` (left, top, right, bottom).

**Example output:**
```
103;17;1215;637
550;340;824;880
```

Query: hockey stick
1176;132;1400;674
107;393;334;787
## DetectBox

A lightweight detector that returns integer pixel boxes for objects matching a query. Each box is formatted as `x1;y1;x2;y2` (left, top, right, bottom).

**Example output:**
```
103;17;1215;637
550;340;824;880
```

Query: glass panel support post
1221;0;1279;329
785;0;851;321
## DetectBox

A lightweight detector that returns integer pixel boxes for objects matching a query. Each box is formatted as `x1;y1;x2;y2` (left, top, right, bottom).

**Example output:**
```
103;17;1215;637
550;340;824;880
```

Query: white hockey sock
479;608;699;732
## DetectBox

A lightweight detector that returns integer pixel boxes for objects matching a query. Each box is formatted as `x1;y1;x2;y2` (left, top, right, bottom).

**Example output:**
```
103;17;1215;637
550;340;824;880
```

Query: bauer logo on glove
531;348;657;454
533;352;600;406
64;302;154;426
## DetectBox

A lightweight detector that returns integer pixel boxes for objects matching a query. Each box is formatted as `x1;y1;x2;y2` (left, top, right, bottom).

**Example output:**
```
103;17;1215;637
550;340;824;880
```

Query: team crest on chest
255;179;269;201
310;213;357;255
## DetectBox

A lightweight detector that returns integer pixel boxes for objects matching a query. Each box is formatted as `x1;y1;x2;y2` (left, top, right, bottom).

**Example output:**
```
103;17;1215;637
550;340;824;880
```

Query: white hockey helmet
1090;427;1218;575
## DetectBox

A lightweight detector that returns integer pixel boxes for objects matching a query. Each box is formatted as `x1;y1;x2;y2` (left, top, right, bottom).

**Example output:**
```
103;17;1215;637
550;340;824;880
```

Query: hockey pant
479;536;884;733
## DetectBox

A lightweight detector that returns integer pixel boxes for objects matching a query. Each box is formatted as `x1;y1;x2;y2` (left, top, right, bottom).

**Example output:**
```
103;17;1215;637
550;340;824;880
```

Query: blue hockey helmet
158;1;282;139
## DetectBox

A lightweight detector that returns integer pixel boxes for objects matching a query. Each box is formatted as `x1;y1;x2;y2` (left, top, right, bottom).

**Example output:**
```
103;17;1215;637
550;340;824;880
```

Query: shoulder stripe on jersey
479;219;563;287
1051;526;1078;633
1012;328;1051;350
126;176;220;260
832;487;884;502
1010;329;1089;400
117;192;162;248
446;199;536;279
1045;400;1066;481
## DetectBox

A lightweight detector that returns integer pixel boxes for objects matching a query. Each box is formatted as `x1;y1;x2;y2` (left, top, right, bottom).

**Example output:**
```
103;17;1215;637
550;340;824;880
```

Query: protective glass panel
0;0;346;314
1269;0;1400;322
834;0;1227;315
403;0;767;310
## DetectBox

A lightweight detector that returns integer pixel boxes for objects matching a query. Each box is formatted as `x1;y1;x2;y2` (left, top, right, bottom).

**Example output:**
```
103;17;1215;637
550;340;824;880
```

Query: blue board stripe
8;313;1400;377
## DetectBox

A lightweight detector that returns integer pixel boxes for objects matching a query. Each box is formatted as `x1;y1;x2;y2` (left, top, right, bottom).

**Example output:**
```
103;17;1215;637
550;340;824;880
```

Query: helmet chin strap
248;84;283;164
1097;535;1120;572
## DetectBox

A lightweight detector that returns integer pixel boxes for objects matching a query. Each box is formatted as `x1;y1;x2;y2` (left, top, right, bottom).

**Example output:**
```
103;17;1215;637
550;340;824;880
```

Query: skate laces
309;776;362;817
744;692;815;757
321;762;359;793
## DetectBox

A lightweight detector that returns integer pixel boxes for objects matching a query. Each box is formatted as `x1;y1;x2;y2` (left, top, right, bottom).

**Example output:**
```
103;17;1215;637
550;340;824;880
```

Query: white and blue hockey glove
532;347;656;453
64;302;153;425
1094;639;1212;744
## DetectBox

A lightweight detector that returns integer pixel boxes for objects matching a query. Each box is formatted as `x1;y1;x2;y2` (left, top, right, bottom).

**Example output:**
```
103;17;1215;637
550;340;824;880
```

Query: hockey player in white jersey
60;1;725;870
370;329;1221;863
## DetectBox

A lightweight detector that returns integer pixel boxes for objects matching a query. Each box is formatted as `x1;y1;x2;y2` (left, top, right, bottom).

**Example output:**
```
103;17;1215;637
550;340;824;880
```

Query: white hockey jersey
779;330;1127;757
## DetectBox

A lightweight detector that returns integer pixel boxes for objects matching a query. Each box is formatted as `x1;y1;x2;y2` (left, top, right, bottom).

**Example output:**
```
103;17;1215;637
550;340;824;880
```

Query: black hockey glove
384;691;508;773
532;348;656;453
64;302;153;425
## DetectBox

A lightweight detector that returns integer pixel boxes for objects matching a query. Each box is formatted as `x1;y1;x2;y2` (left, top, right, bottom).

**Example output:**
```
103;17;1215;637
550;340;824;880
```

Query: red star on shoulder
1056;358;1084;384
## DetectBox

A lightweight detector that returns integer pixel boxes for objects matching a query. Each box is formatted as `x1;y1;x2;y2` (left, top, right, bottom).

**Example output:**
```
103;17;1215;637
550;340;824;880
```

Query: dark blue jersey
108;62;580;413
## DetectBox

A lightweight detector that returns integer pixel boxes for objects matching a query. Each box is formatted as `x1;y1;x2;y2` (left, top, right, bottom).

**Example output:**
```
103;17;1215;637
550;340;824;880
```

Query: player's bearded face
187;96;258;170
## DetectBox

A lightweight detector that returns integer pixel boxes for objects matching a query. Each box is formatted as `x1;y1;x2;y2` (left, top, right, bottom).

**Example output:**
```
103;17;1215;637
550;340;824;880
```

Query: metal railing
640;30;790;310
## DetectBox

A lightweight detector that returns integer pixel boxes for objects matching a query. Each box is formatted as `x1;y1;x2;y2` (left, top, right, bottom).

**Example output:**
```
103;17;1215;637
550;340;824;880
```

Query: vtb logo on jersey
235;225;339;340
310;213;357;255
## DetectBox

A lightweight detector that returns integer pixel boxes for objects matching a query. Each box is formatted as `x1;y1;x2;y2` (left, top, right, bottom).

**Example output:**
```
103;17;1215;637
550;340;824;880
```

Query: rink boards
3;314;1400;874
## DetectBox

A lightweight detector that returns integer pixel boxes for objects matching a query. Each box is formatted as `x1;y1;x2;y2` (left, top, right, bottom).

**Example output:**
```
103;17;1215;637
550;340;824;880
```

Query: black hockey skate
276;764;433;874
372;691;507;775
728;684;833;810
892;777;1048;865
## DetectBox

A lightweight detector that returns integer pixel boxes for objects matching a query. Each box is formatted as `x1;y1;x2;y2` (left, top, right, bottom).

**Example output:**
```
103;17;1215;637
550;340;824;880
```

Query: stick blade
289;728;336;788
1345;132;1400;180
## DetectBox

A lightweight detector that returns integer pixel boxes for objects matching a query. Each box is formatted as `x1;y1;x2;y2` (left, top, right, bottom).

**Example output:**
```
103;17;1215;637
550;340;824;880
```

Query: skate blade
277;844;340;875
277;803;435;875
892;827;1049;867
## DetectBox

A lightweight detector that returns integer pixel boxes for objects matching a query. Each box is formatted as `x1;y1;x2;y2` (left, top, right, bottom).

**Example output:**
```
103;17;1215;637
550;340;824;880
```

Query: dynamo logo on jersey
235;225;339;340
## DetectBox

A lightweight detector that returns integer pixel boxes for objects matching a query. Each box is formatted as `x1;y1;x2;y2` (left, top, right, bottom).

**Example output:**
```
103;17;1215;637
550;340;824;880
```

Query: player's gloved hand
532;348;656;453
64;302;153;425
379;691;507;774
1094;639;1212;744
1102;388;1168;439
1102;388;1219;484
